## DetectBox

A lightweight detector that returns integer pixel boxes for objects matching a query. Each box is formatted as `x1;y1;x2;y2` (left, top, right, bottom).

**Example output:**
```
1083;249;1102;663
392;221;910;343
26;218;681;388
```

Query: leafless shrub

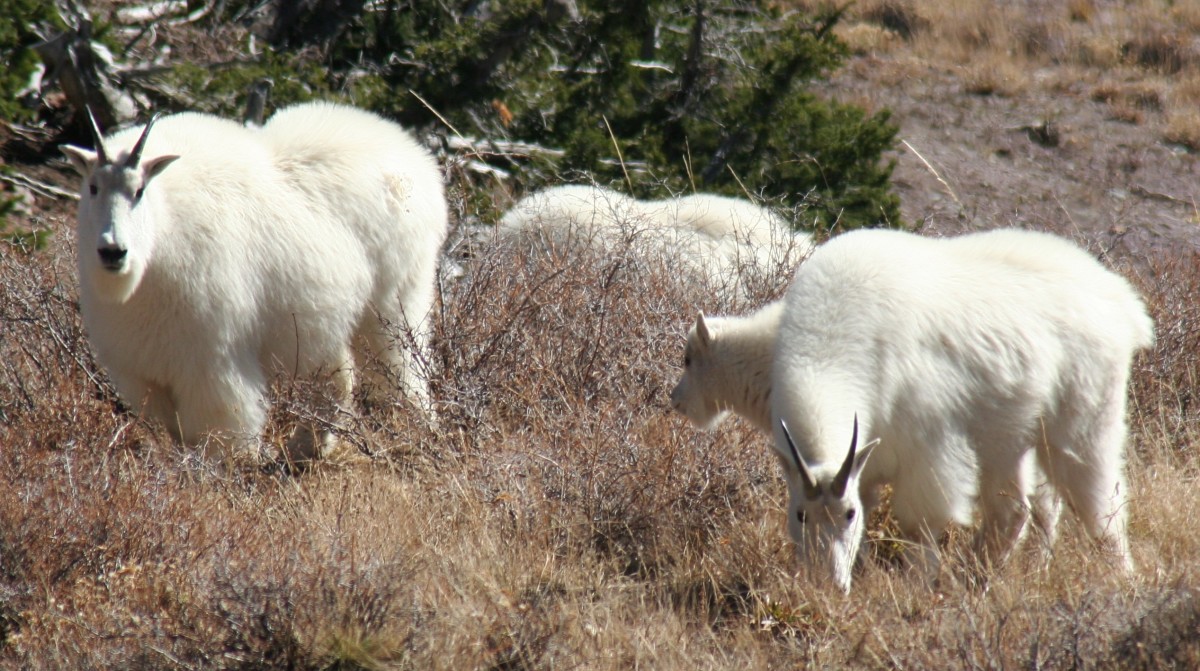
860;0;929;40
1123;33;1191;74
1128;249;1200;448
1100;584;1200;669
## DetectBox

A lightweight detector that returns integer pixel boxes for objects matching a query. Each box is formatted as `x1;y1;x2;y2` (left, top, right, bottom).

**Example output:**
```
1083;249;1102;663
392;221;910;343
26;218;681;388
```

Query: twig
444;136;564;159
0;171;78;200
683;138;697;193
727;164;753;202
409;89;465;142
901;139;965;217
602;114;633;194
1130;184;1192;207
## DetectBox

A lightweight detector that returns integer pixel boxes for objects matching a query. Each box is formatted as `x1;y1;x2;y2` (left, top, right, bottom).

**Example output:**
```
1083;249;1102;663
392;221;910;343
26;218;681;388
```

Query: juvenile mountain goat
770;228;1153;593
498;185;811;300
61;102;448;459
670;301;783;434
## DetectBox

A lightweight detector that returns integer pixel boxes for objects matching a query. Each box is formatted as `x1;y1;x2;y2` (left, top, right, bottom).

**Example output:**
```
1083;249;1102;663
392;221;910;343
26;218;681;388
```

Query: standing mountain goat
670;296;1062;549
771;228;1153;593
61;102;448;459
498;185;811;301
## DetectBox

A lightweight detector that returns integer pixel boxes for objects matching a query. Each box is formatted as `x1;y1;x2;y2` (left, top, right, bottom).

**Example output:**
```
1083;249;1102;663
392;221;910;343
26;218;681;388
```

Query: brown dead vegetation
2;207;1199;668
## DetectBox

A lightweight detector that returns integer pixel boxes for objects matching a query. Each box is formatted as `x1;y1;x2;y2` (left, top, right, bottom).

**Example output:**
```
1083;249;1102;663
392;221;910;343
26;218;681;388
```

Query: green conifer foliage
311;0;902;230
0;0;61;122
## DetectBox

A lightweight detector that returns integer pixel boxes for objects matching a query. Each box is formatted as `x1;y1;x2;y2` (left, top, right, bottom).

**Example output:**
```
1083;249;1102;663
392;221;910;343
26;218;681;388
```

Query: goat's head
778;414;877;594
61;111;179;303
670;312;731;429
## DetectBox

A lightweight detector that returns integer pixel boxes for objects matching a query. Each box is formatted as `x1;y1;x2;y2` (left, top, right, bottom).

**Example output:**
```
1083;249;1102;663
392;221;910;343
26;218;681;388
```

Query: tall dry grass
2;218;1199;669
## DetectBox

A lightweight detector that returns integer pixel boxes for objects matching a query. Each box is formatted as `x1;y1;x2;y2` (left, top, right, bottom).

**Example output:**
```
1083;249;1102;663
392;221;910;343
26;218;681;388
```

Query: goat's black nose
98;246;127;270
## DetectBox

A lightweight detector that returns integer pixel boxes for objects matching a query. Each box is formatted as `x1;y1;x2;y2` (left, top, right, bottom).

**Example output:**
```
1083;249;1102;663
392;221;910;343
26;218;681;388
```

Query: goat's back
773;227;1152;471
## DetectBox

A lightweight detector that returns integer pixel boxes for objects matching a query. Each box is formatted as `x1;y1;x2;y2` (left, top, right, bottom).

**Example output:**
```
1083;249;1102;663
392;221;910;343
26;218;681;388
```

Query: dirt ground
823;55;1200;256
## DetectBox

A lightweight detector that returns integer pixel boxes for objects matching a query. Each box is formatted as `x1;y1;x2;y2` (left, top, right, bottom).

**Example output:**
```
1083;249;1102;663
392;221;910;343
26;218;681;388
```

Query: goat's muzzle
98;246;128;271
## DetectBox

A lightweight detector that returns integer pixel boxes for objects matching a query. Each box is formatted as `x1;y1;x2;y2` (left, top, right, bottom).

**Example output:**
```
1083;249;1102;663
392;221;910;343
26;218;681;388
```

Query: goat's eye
134;186;145;200
88;184;97;196
845;508;856;522
683;355;692;367
796;510;806;524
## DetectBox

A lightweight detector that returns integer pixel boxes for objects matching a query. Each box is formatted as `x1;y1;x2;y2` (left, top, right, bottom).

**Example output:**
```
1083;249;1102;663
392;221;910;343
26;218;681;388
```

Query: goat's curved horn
85;107;109;166
781;419;820;499
125;113;160;168
831;414;859;498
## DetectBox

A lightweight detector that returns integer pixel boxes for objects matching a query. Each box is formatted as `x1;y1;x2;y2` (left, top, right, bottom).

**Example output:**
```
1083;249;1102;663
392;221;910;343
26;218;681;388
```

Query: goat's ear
141;154;180;181
60;145;97;175
796;456;821;501
694;312;712;349
853;438;879;478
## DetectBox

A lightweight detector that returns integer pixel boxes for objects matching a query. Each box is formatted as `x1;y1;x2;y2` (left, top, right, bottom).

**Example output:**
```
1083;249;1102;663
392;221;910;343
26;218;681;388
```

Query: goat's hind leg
973;447;1032;570
356;285;435;418
1044;411;1134;573
974;456;1032;566
285;348;355;462
1025;448;1063;562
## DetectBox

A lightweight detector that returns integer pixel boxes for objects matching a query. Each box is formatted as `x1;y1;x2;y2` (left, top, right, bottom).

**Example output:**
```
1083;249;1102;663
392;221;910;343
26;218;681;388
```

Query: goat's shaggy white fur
62;101;448;458
670;296;1064;562
670;301;782;434
770;228;1153;593
498;185;811;300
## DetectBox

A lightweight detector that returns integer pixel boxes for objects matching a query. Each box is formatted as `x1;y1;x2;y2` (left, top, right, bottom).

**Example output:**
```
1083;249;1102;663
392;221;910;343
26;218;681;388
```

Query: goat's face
670;312;731;428
62;114;179;303
778;416;876;594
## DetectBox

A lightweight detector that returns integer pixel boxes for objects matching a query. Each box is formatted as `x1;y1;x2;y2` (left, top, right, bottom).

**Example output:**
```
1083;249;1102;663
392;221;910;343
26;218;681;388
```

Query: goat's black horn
125;113;161;168
85;107;109;166
832;414;859;498
782;419;820;499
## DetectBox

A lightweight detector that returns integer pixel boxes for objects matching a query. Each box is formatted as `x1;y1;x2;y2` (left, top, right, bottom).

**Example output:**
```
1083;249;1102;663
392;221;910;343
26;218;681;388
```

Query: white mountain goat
497;185;812;300
770;228;1153;593
61;102;448;459
670;297;1062;551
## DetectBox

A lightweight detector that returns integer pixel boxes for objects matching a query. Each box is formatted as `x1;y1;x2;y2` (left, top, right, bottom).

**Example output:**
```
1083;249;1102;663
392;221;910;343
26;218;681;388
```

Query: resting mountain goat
770;228;1153;593
61;102;448;459
498;185;811;300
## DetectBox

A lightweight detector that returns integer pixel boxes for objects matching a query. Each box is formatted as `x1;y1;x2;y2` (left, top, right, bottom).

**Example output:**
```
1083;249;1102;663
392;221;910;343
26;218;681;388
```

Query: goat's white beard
689;404;730;430
829;535;860;594
83;255;146;305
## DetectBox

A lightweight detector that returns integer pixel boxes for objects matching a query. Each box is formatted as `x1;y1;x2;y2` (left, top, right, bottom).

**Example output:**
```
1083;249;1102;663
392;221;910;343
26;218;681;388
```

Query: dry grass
799;0;1200;151
2;208;1200;669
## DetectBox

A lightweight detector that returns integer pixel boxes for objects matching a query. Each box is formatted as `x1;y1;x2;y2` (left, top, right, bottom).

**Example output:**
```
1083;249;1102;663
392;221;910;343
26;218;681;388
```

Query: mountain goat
771;228;1153;593
498;185;811;300
670;296;1062;552
61;102;448;459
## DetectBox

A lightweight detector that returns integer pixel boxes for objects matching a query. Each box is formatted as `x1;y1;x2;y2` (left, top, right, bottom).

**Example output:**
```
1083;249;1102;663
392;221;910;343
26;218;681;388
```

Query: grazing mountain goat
497;185;811;300
61;102;448;459
669;297;1062;549
770;228;1153;593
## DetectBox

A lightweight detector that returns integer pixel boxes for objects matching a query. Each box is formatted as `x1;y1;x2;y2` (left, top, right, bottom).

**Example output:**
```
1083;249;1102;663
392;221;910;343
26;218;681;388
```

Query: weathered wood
34;6;136;133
